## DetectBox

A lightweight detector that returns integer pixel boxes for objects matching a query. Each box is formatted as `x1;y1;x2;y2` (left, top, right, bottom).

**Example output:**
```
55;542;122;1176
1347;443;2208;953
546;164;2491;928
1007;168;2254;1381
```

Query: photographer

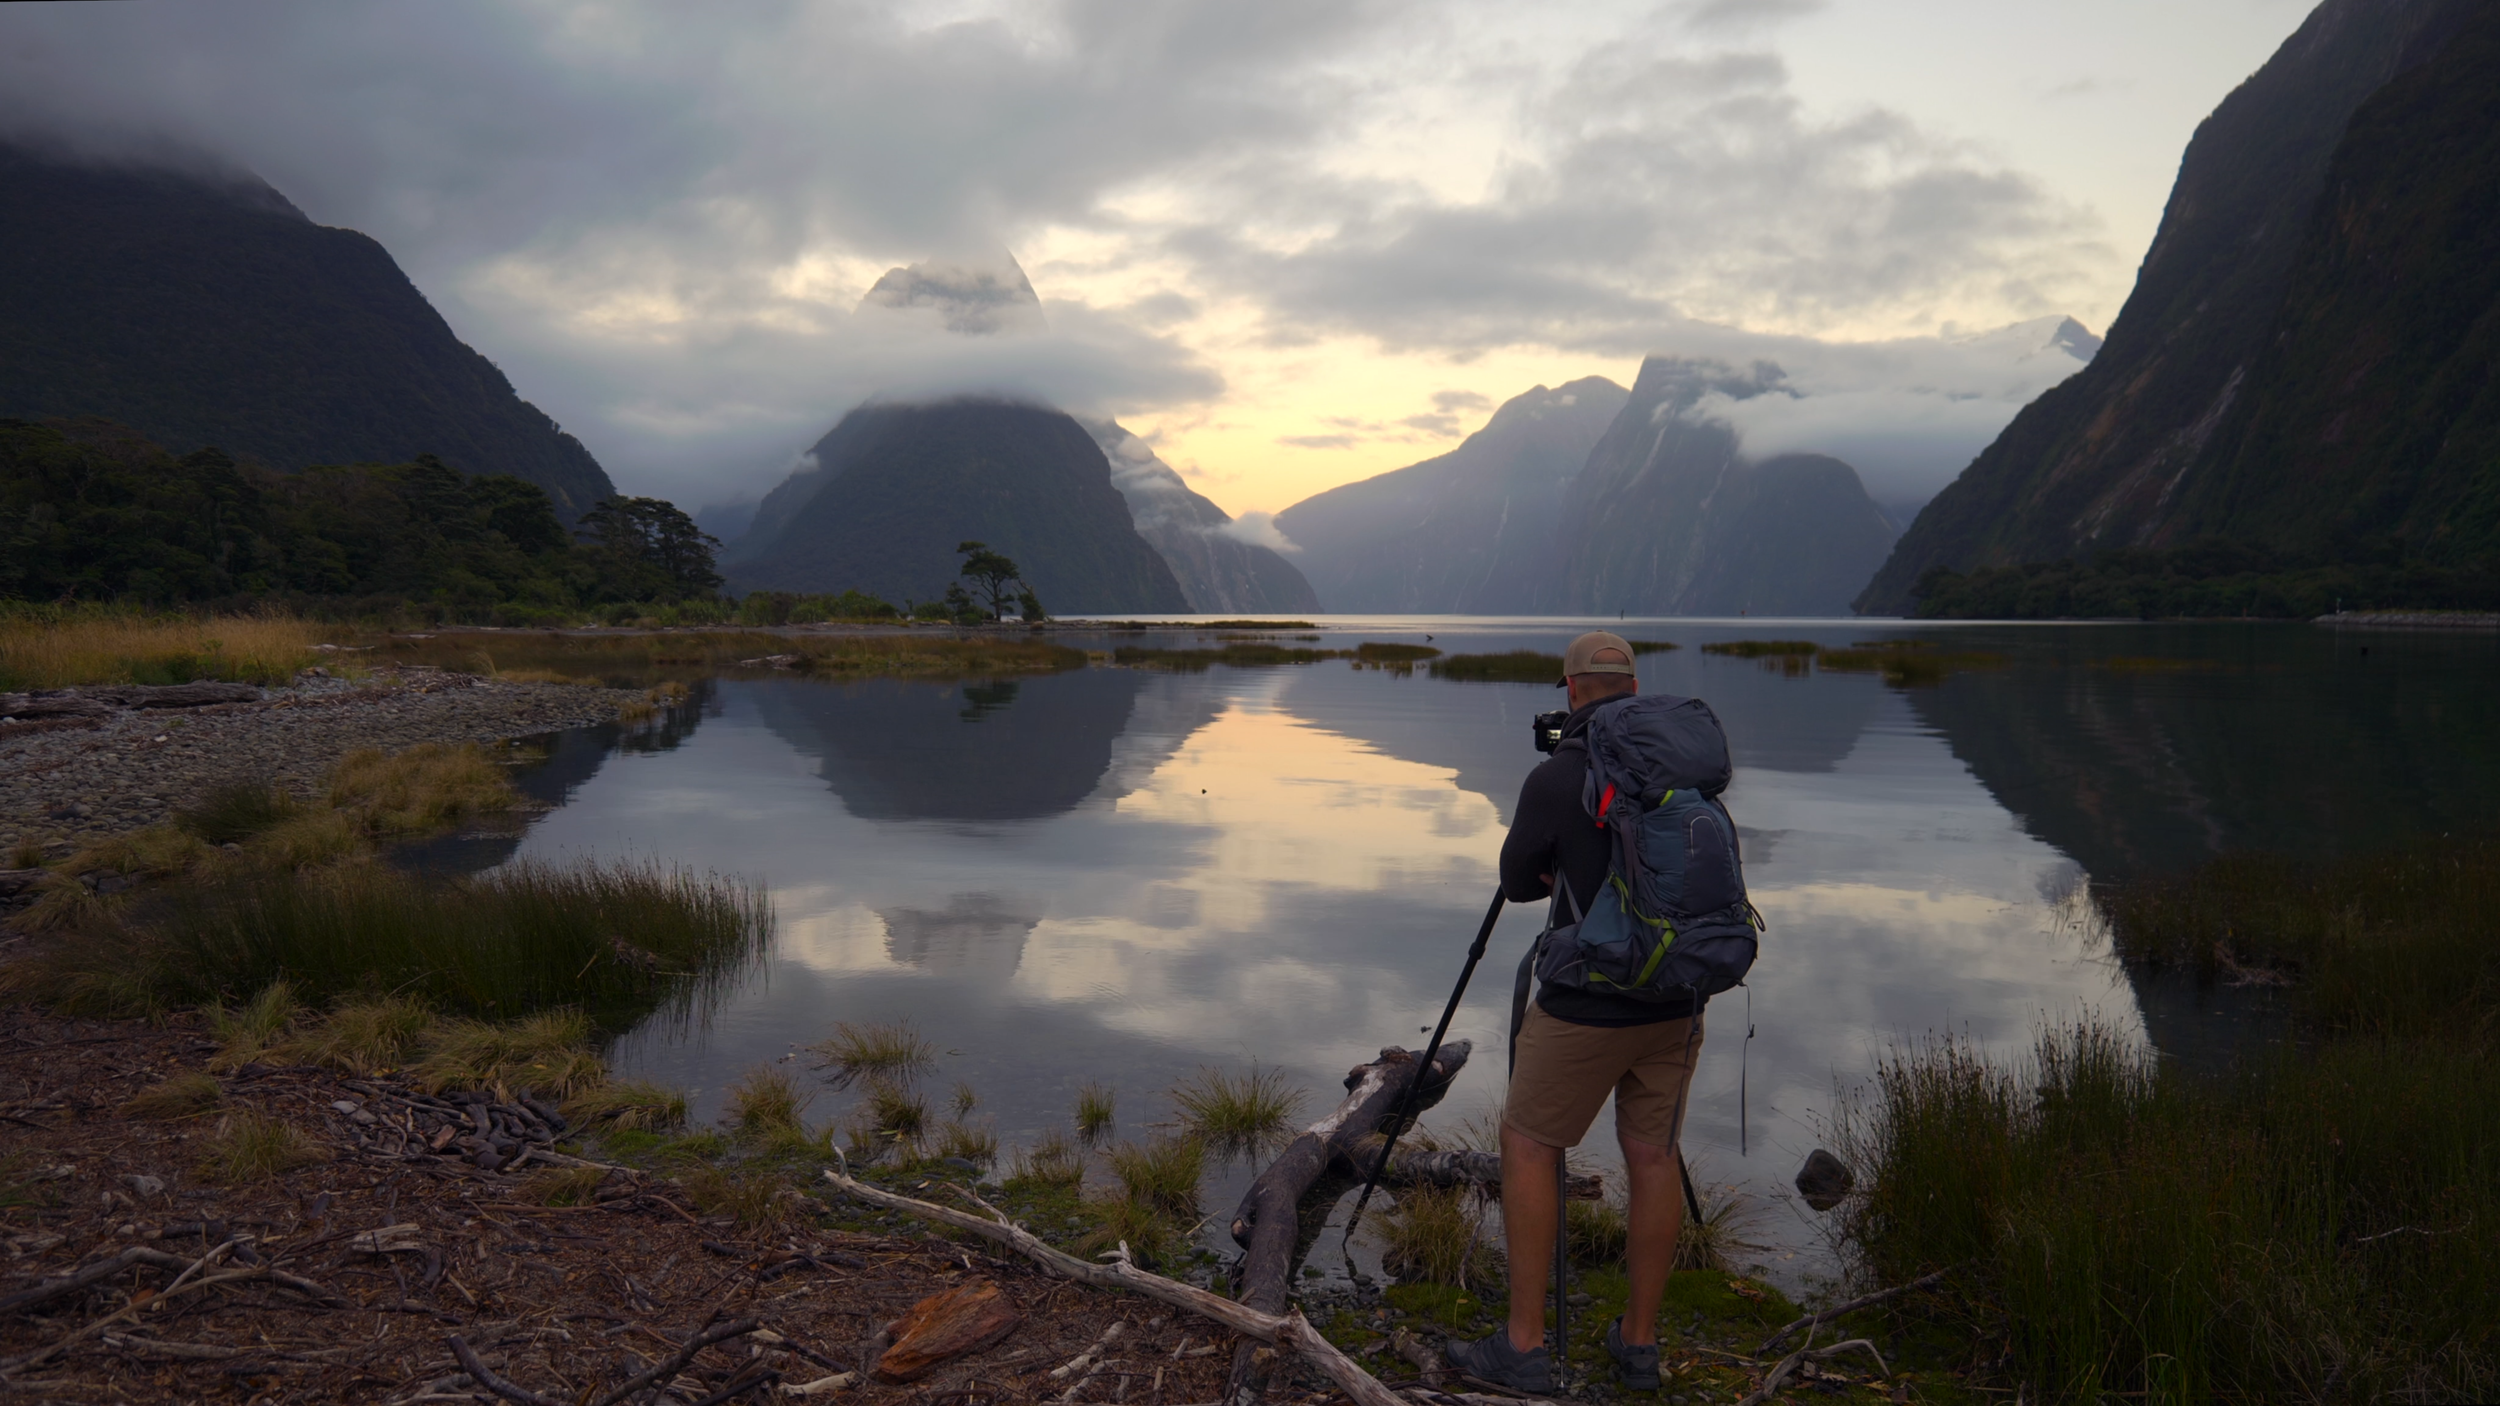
1446;631;1708;1393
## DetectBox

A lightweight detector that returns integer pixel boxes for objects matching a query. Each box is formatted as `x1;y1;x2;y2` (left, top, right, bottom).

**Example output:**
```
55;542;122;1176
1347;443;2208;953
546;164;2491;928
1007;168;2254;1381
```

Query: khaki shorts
1503;1004;1704;1149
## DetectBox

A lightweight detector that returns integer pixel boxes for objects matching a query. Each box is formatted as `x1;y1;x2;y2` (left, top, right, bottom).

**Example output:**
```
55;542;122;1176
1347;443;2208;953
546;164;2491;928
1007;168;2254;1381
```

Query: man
1446;631;1702;1393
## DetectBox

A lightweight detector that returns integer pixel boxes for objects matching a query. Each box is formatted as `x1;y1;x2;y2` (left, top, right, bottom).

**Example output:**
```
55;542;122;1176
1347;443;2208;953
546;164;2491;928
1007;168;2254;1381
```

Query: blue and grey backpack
1535;692;1762;1006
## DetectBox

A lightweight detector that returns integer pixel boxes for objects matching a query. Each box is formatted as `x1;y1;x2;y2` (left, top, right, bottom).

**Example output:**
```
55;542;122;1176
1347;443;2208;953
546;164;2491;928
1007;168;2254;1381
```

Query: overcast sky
0;0;2311;516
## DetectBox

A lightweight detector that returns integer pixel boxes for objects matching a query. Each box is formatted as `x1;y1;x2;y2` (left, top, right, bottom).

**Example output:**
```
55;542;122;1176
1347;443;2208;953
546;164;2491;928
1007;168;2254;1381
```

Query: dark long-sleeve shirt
1498;697;1698;1026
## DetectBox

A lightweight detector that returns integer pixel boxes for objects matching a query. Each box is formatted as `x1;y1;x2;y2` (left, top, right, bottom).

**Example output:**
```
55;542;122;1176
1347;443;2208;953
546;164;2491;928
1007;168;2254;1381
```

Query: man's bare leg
1500;1123;1563;1352
1616;1129;1686;1347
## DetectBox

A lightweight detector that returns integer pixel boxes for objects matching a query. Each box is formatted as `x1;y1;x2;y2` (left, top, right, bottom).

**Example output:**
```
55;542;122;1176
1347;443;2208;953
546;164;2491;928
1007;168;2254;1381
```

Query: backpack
1534;692;1762;1005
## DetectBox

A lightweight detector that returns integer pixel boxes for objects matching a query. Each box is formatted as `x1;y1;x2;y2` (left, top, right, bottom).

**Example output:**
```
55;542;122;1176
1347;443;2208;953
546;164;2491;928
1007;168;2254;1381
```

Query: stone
874;1277;1023;1382
1795;1148;1855;1211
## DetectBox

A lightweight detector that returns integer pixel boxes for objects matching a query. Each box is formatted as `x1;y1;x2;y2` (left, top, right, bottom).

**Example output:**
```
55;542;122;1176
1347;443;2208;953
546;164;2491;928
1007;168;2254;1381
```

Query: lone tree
956;540;1025;619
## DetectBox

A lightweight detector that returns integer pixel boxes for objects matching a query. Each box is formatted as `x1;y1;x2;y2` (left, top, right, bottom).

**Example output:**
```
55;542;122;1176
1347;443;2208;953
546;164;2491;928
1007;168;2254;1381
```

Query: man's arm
1499;760;1569;903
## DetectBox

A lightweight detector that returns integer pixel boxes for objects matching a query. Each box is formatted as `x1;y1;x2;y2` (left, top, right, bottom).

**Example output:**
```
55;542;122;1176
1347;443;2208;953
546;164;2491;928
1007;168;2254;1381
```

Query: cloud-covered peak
858;254;1047;336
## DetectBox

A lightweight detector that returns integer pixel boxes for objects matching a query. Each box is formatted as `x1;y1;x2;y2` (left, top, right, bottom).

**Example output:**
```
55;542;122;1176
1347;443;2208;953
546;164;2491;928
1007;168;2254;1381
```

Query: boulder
1795;1149;1855;1211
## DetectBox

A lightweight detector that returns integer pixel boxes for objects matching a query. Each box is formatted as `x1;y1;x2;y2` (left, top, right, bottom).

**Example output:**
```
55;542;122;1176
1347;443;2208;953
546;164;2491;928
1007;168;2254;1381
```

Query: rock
1795;1149;1855;1211
874;1277;1023;1382
332;1101;362;1114
121;1174;166;1199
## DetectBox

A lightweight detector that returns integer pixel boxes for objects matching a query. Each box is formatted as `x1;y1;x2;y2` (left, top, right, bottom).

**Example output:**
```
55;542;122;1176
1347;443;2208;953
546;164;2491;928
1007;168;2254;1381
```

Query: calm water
439;617;2500;1289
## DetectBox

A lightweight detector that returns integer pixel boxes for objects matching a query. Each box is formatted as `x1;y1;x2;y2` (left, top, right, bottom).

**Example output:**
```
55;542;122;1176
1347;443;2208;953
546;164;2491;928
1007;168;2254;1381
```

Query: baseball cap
1558;631;1638;687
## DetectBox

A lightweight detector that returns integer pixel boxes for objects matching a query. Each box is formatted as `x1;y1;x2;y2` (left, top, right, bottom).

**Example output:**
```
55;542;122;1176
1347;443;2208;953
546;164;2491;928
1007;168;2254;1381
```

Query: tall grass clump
1007;1128;1086;1190
0;605;323;690
811;1020;938;1089
724;1064;813;1137
1385;1184;1499;1287
288;992;434;1074
1170;1064;1303;1158
326;744;517;836
174;783;302;846
205;980;300;1071
1075;1082;1116;1145
1104;1134;1205;1218
198;1110;326;1184
415;1009;605;1094
120;1072;222;1120
153;858;770;1029
565;1079;689;1132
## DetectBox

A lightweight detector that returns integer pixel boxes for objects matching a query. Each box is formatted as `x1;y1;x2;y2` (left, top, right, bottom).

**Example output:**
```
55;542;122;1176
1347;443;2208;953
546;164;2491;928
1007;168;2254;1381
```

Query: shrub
198;1111;325;1183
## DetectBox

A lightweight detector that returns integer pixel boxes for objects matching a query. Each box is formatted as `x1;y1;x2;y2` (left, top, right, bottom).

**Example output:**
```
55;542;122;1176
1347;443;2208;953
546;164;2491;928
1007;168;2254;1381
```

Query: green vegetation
0;419;719;617
394;628;1087;690
1701;639;1819;657
734;588;899;624
1427;650;1563;682
520;1165;609;1208
1817;640;2003;687
811;1020;939;1090
119;1071;223;1120
564;1079;689;1133
1626;639;1680;654
1008;1128;1087;1190
1912;542;2500;619
1169;1064;1304;1158
723;1064;814;1137
1074;1082;1116;1145
1836;835;2500;1404
0;605;327;690
1353;642;1440;663
198;1109;327;1184
1382;1184;1499;1288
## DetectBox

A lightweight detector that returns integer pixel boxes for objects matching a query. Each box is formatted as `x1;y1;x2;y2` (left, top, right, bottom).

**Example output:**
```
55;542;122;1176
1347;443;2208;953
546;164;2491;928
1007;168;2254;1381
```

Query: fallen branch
820;1168;1405;1406
1757;1268;1949;1355
587;1311;762;1406
446;1334;566;1406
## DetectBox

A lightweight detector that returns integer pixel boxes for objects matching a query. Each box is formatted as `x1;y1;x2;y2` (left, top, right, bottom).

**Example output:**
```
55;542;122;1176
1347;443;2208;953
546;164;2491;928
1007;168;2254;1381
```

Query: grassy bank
1836;838;2500;1403
0;604;327;690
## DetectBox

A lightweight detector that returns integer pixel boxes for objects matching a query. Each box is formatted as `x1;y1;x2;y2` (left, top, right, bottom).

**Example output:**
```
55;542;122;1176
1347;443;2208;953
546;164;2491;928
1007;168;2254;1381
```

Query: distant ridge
0;146;616;515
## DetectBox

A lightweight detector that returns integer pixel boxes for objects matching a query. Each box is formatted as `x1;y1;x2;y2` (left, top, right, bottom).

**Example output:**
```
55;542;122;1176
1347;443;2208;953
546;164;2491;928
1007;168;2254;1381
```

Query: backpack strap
1513;875;1586;1076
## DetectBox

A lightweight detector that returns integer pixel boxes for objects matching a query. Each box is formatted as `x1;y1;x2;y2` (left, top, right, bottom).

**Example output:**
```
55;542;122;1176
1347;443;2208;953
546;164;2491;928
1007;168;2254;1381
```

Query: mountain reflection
879;892;1041;979
750;668;1227;823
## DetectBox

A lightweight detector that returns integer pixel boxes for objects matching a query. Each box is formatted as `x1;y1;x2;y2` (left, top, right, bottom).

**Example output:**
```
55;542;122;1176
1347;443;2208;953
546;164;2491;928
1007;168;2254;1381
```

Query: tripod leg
1552;1153;1569;1367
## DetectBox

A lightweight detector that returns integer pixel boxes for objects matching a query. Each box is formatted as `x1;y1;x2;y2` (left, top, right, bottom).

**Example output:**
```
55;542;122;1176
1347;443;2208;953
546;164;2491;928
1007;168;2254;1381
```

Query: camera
1532;709;1569;754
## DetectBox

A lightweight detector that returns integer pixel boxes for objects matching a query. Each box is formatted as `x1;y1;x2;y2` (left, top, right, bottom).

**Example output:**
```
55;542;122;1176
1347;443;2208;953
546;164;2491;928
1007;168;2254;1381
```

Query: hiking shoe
1445;1329;1554;1394
1606;1316;1661;1390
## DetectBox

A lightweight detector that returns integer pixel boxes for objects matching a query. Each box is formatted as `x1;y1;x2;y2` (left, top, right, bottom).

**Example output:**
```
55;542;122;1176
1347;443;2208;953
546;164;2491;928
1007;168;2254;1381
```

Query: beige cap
1558;631;1638;687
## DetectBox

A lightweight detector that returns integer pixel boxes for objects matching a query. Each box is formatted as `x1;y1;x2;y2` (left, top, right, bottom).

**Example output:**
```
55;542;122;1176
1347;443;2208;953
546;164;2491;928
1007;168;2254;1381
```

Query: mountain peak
856;254;1045;335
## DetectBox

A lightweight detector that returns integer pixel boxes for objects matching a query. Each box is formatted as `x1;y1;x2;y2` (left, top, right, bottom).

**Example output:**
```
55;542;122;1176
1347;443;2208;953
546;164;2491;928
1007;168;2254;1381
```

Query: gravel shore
1;667;639;852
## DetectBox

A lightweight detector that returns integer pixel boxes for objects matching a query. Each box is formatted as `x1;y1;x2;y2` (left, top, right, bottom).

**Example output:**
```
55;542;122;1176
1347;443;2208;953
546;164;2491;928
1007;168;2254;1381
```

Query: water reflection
456;619;2500;1293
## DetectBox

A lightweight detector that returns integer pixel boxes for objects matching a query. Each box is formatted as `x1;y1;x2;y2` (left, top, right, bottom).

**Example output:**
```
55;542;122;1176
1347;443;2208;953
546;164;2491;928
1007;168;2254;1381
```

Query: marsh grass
564;1080;689;1132
724;1064;813;1136
1354;642;1441;663
1675;1168;1758;1273
812;1020;938;1090
1427;651;1563;683
148;858;769;1028
682;1165;791;1229
1564;1195;1627;1265
1384;1184;1499;1287
286;993;434;1075
404;629;1086;689
245;809;366;869
415;1009;604;1094
0;605;324;690
205;981;300;1071
174;784;302;846
1074;1083;1116;1145
1105;1134;1204;1218
845;1080;929;1161
1700;640;1819;657
1817;640;2003;686
327;744;517;836
1007;1129;1086;1190
1170;1064;1303;1158
120;1071;222;1120
932;1119;1000;1168
198;1110;325;1184
1112;643;1351;671
520;1165;608;1207
951;1081;978;1118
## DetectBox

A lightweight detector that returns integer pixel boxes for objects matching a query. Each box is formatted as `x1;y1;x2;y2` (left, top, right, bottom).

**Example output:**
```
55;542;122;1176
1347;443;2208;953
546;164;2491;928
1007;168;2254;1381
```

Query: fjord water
470;620;2500;1285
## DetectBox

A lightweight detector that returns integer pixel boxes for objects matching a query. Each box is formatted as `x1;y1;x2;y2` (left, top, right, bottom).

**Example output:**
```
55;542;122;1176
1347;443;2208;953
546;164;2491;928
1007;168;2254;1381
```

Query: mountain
0;146;614;515
722;398;1190;613
1273;378;1629;612
1857;0;2491;613
1551;358;1898;616
1080;419;1319;614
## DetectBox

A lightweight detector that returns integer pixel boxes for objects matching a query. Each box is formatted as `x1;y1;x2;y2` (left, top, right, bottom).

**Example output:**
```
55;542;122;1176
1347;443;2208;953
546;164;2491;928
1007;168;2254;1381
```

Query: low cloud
1431;389;1494;414
1277;433;1359;450
1214;511;1300;553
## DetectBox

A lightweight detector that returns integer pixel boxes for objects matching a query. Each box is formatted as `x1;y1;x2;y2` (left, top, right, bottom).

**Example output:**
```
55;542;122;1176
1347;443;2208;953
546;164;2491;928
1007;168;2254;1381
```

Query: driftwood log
820;1170;1409;1406
1224;1042;1472;1406
1351;1141;1604;1202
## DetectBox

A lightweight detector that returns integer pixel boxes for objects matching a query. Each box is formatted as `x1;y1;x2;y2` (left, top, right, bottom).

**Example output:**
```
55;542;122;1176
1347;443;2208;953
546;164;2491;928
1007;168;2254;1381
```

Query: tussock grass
1675;1166;1757;1273
1427;651;1563;683
811;1021;938;1090
198;1110;325;1183
205;981;300;1071
327;744;517;836
1104;1134;1204;1218
120;1071;222;1120
1384;1184;1499;1288
1007;1128;1086;1190
415;1009;603;1095
564;1079;689;1133
244;809;366;869
1170;1064;1302;1157
0;605;324;690
951;1081;978;1118
681;1165;791;1229
724;1064;813;1136
520;1165;608;1207
1074;1082;1116;1146
845;1079;929;1161
932;1120;1000;1168
1564;1195;1627;1265
147;858;769;1027
174;784;301;847
287;993;434;1075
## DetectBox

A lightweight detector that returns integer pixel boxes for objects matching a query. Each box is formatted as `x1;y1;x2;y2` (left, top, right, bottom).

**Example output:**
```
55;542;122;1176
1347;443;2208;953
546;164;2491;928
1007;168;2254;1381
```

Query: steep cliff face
1273;378;1628;612
1081;419;1320;614
722;399;1190;613
0;146;615;515
1554;359;1897;616
1857;0;2487;612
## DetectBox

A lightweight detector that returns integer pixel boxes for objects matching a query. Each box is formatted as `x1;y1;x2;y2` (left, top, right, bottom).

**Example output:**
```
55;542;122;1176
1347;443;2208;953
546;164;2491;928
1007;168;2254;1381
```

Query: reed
1427;651;1563;683
0;605;325;690
1074;1082;1116;1145
1384;1184;1499;1288
1169;1064;1303;1158
811;1020;938;1089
